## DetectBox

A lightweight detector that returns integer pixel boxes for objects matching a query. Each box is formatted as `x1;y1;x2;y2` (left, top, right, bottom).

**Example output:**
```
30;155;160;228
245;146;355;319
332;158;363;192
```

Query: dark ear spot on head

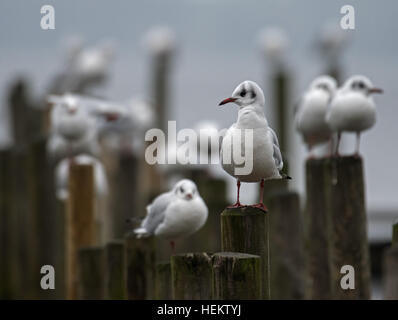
251;91;256;99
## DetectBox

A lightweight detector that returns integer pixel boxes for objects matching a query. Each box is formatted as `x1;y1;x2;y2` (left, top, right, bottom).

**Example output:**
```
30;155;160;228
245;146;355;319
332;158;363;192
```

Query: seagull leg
170;241;176;254
335;132;341;157
253;179;268;212
228;180;243;208
354;132;361;158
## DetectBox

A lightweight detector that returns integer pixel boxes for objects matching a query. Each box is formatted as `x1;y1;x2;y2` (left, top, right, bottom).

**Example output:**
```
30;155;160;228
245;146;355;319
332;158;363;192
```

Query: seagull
294;75;337;156
326;75;383;156
47;93;100;161
133;179;208;252
219;80;290;212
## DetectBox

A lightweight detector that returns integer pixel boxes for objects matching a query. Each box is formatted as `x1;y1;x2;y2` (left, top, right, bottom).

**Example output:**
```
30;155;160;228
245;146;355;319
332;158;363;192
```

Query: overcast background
1;1;397;233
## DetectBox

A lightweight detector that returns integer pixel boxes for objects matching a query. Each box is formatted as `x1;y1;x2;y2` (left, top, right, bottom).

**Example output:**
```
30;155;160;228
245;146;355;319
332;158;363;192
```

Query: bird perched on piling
326;75;383;156
47;93;100;160
133;179;208;252
219;80;290;212
294;75;337;156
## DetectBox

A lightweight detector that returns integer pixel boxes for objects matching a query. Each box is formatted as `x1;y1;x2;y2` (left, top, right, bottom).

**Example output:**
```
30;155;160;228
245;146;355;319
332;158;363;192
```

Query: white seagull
47;93;100;160
133;179;208;252
219;80;290;211
295;75;337;156
326;75;383;156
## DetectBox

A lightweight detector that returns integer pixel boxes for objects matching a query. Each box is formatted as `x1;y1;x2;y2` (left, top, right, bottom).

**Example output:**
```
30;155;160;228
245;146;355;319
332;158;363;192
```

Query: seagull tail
133;227;150;239
281;173;292;180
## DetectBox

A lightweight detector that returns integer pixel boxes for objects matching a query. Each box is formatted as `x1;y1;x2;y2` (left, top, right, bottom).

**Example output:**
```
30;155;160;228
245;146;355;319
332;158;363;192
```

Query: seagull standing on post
294;75;337;157
219;80;290;212
326;75;383;156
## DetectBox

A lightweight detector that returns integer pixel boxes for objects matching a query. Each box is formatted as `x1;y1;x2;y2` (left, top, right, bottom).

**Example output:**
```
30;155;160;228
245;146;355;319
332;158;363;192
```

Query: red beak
219;97;237;106
105;113;119;121
368;88;383;94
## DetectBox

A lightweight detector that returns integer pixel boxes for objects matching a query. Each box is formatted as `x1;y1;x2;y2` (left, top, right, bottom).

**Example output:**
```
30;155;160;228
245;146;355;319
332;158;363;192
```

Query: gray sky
1;0;398;213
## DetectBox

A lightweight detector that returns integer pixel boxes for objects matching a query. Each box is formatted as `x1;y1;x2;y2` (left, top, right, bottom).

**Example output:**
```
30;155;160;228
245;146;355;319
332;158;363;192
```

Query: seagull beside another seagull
219;80;291;212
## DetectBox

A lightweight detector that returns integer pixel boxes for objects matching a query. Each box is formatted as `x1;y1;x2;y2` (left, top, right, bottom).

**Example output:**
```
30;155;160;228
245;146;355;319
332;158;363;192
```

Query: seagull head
174;179;198;201
343;75;383;96
219;80;265;108
309;75;337;96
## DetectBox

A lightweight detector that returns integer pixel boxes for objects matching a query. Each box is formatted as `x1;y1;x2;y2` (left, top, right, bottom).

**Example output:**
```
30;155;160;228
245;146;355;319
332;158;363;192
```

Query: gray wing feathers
269;127;283;171
141;192;174;235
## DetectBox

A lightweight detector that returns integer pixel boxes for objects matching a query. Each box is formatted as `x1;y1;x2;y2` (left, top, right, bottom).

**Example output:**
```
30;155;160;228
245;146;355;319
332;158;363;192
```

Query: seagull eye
179;187;184;193
358;82;365;89
240;90;246;97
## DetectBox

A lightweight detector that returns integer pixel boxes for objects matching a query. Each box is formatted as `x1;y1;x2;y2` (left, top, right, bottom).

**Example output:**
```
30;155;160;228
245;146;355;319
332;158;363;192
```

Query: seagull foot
227;202;246;209
251;203;268;212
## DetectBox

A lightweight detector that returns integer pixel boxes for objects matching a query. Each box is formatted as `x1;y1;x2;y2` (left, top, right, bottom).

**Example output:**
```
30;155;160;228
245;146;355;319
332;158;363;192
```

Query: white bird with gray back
294;75;337;156
133;179;208;252
326;75;383;156
219;80;290;211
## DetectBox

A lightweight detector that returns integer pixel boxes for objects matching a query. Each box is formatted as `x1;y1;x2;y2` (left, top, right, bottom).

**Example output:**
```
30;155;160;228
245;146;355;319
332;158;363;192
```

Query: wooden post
54;199;66;299
383;222;398;299
155;261;172;300
105;240;127;300
268;191;304;299
26;137;57;299
392;222;398;245
325;156;371;299
109;154;138;239
0;149;20;299
66;163;96;299
125;234;156;299
304;158;332;299
77;246;106;300
171;253;213;300
212;252;262;300
221;206;269;299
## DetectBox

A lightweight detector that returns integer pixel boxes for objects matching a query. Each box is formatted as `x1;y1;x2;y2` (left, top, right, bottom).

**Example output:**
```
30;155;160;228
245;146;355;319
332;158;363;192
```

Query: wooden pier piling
155;261;172;300
125;234;156;299
171;253;213;300
220;206;269;299
105;240;127;300
212;252;262;300
383;222;398;299
325;156;370;300
268;191;304;299
304;158;332;299
77;246;106;300
66;163;96;299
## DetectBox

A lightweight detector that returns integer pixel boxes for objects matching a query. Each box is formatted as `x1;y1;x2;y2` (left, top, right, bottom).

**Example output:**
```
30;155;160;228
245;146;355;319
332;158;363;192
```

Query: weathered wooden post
125;234;156;299
26;137;57;299
304;158;332;299
0;149;20;299
221;206;269;299
108;154;139;239
155;261;172;300
268;191;304;299
66;163;96;299
54;198;66;299
325;156;371;300
383;222;398;299
77;246;106;300
171;253;213;300
212;252;262;300
105;240;127;300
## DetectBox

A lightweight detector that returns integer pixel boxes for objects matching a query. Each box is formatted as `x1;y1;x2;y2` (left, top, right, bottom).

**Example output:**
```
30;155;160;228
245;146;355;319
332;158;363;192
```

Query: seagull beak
185;193;193;200
218;97;237;106
368;87;383;94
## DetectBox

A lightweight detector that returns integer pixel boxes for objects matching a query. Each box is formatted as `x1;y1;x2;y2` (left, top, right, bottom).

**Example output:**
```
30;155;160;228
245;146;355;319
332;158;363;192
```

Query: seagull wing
268;127;283;171
135;191;174;237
